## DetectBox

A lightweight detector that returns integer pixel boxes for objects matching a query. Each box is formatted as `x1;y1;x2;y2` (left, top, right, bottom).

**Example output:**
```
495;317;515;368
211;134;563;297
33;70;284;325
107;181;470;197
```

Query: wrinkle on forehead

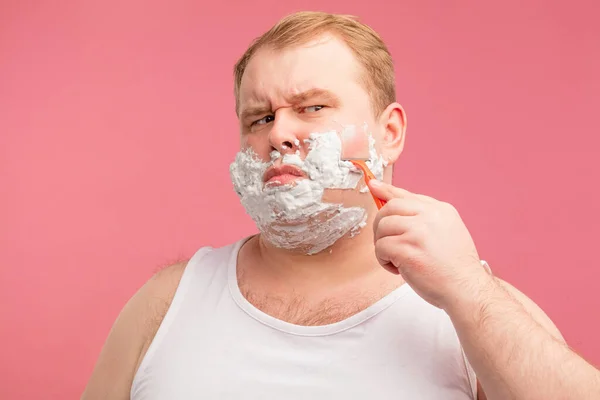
240;87;342;122
237;35;364;116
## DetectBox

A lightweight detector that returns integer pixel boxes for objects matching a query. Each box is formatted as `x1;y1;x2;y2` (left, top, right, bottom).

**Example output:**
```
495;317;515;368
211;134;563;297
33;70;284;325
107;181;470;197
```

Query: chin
257;206;368;256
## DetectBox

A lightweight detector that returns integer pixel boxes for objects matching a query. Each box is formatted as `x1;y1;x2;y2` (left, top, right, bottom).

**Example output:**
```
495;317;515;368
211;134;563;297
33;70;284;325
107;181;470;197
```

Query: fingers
373;214;414;241
374;235;415;274
381;197;424;216
369;180;436;204
374;235;398;272
372;197;423;234
368;180;414;202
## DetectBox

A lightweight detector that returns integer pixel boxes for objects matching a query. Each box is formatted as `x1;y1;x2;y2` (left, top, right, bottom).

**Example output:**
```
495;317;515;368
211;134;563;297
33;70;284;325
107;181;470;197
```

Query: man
82;11;600;399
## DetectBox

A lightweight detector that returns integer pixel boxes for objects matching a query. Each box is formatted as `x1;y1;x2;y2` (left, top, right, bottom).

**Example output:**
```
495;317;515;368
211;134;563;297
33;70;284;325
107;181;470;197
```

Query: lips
263;165;306;185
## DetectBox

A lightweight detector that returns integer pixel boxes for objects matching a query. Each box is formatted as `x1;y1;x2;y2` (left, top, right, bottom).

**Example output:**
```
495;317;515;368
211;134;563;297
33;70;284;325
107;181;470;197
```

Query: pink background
1;1;599;398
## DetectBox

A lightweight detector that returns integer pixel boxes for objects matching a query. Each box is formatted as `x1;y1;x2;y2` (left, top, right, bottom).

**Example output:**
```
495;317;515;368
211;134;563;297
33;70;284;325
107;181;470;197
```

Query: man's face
231;34;391;253
239;34;383;154
237;34;383;199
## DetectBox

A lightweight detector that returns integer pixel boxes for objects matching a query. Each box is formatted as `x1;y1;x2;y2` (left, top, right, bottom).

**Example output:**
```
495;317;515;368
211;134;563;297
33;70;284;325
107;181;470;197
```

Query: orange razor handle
350;160;387;210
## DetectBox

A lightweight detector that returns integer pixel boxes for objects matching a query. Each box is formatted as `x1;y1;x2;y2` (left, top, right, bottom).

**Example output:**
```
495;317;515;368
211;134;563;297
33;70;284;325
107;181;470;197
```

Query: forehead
238;35;364;108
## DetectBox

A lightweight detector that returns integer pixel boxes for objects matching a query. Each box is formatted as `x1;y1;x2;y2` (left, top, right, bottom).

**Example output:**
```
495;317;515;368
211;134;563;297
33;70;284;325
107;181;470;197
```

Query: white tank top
131;238;478;399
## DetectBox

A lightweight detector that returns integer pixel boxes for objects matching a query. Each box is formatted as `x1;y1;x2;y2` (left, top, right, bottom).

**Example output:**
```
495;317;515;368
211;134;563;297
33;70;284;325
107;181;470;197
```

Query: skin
82;34;600;399
233;34;408;325
370;182;600;399
368;181;600;399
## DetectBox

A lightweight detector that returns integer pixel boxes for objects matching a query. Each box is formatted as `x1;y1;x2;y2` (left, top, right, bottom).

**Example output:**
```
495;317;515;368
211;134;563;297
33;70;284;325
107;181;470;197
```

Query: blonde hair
233;11;396;117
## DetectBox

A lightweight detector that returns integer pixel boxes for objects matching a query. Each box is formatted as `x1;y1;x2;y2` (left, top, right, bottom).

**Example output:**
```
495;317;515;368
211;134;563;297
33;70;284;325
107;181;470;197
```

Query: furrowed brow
240;105;272;122
239;88;340;122
287;88;341;106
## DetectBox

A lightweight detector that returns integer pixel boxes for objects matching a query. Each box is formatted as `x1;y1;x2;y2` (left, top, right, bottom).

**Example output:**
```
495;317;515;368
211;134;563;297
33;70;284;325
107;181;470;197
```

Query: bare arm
367;181;600;400
81;262;187;400
450;275;600;400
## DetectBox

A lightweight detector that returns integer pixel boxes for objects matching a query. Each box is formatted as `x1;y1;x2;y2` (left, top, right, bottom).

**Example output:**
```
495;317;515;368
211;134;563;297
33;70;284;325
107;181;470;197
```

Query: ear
378;102;407;165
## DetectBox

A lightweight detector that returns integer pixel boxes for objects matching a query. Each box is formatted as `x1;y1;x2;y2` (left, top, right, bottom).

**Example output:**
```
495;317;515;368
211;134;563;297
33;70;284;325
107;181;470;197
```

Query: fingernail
370;179;382;187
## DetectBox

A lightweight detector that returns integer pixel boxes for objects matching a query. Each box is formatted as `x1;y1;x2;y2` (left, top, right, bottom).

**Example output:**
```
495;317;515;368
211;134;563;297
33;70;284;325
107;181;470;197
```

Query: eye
303;105;325;113
251;115;274;127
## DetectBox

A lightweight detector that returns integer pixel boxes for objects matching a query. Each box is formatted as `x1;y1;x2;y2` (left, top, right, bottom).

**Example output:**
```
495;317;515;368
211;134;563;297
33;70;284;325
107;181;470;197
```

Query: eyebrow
286;88;341;106
239;104;272;123
239;88;341;123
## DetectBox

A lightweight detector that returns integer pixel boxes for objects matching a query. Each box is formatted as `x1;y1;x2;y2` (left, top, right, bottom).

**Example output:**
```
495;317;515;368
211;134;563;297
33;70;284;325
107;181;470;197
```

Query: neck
245;212;394;292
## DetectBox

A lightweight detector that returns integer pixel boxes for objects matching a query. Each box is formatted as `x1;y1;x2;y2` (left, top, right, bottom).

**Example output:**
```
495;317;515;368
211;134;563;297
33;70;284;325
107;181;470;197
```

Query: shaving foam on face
229;126;386;255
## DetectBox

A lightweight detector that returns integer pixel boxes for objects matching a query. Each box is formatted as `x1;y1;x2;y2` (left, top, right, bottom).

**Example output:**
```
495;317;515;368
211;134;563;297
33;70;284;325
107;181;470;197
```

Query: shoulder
81;260;189;399
145;261;190;308
137;261;191;345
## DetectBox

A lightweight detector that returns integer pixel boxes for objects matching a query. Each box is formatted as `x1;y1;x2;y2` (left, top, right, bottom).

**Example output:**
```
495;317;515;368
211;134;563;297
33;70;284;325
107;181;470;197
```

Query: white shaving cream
229;126;385;255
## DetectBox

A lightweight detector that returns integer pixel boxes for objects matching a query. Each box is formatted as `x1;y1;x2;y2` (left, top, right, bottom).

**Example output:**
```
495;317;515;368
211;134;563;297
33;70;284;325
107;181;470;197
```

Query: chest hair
239;279;399;326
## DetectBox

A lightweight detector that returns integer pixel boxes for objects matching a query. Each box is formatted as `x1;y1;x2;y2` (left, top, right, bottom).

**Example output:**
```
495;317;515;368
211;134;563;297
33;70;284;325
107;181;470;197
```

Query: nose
268;110;302;155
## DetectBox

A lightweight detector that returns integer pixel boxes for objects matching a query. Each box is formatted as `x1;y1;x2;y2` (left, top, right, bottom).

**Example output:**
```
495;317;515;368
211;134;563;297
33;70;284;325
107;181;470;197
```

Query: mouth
263;165;307;187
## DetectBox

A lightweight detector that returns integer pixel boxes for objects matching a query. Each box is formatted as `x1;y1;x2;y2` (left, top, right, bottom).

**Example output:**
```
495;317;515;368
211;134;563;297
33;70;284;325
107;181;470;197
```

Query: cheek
356;121;384;152
239;135;248;149
240;134;273;161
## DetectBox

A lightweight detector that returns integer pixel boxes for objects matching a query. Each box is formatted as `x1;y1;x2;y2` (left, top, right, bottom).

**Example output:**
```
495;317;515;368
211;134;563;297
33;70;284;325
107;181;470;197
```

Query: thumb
368;180;413;201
